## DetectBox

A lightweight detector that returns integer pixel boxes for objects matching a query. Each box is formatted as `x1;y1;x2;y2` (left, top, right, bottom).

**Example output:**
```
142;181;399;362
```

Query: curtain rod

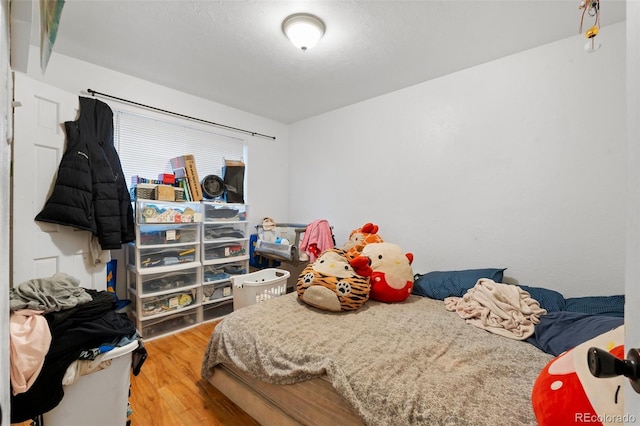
86;88;276;140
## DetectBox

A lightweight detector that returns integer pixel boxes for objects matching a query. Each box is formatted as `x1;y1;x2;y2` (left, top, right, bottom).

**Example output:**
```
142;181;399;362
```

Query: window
113;110;246;194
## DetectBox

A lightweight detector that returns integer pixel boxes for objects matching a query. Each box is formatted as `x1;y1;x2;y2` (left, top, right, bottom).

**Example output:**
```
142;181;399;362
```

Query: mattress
202;293;554;425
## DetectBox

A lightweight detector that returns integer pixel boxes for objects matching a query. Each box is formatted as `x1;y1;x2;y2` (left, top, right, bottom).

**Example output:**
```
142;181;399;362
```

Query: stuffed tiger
297;248;372;312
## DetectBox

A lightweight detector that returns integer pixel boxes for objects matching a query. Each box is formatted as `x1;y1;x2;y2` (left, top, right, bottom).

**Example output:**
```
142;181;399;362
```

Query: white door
626;1;640;420
12;72;106;289
1;1;11;421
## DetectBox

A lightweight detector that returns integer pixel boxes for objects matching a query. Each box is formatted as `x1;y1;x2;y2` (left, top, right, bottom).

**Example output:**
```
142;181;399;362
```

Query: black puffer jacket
35;97;135;249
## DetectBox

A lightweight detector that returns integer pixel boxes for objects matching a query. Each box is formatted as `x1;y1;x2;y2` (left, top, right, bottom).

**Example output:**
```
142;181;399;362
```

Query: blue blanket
526;311;624;356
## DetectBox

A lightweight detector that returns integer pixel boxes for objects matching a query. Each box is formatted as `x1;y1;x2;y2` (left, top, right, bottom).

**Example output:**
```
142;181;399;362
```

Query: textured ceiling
49;0;626;124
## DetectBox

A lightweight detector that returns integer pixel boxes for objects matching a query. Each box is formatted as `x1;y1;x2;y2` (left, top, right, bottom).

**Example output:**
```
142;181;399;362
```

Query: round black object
201;175;225;199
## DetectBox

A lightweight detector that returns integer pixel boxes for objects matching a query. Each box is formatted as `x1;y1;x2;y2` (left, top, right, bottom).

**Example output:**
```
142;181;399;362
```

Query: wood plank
128;321;259;426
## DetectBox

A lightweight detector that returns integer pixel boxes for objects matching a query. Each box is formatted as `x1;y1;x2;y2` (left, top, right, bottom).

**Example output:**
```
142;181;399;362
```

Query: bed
201;292;556;425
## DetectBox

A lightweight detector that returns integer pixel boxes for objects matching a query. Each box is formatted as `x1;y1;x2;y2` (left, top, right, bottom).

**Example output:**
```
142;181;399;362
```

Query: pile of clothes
9;272;145;423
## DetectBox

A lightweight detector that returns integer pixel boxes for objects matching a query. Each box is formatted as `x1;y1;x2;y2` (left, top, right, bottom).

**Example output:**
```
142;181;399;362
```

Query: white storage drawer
136;200;202;223
203;263;247;283
127;266;200;294
202;203;247;222
135;287;199;318
202;223;247;241
140;308;199;340
138;223;199;246
202;240;248;262
130;243;199;269
203;281;233;303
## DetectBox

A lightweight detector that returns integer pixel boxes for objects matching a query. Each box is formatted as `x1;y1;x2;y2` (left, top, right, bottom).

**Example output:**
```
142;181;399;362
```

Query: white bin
42;340;139;426
231;268;290;310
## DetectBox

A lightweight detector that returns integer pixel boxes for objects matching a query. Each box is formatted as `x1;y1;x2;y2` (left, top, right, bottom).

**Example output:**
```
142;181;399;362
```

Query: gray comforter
202;293;553;425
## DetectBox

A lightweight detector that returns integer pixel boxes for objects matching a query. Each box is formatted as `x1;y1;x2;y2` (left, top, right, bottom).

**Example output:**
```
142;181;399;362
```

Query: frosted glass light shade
282;13;325;51
584;39;602;53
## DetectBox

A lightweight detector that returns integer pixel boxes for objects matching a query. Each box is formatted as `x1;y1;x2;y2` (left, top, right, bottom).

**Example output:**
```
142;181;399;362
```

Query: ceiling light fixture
282;13;325;51
579;0;601;53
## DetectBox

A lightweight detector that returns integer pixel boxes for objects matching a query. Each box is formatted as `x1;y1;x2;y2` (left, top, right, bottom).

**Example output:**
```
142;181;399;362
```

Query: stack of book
170;154;203;202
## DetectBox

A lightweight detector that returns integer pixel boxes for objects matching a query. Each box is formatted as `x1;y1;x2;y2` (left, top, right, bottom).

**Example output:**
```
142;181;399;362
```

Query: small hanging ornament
579;0;601;52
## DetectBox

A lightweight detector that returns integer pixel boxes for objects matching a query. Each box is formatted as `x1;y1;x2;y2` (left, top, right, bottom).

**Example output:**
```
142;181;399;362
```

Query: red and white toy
361;242;414;303
532;326;626;426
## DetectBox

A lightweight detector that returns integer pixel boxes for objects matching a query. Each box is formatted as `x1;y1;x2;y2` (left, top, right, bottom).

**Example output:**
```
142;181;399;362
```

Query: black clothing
35;97;135;249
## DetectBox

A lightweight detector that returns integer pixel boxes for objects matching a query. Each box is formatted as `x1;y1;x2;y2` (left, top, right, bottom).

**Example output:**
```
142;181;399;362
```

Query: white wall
288;23;627;298
20;46;292;228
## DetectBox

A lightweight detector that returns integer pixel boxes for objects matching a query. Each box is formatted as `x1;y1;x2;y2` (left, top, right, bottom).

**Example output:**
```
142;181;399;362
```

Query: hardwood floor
11;320;260;426
128;320;260;426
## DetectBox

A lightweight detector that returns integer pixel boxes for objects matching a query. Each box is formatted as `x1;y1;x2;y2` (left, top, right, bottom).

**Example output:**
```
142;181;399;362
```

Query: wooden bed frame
207;364;364;425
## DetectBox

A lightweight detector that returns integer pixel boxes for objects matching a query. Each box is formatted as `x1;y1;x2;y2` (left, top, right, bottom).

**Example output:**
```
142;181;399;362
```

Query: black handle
588;347;640;394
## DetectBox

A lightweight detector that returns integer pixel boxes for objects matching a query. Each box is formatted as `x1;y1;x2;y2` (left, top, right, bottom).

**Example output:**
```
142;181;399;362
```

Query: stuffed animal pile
297;222;415;311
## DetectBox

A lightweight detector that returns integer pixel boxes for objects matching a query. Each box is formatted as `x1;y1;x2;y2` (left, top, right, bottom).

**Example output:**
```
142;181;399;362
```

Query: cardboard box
170;155;203;201
155;185;175;201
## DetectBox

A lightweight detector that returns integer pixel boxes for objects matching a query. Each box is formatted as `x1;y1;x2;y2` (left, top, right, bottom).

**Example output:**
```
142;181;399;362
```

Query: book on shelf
175;177;192;201
170;155;203;201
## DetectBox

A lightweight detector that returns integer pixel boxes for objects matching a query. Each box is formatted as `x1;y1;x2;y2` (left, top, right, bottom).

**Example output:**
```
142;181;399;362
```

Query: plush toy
297;248;372;312
361;242;414;303
342;222;384;260
532;326;626;426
